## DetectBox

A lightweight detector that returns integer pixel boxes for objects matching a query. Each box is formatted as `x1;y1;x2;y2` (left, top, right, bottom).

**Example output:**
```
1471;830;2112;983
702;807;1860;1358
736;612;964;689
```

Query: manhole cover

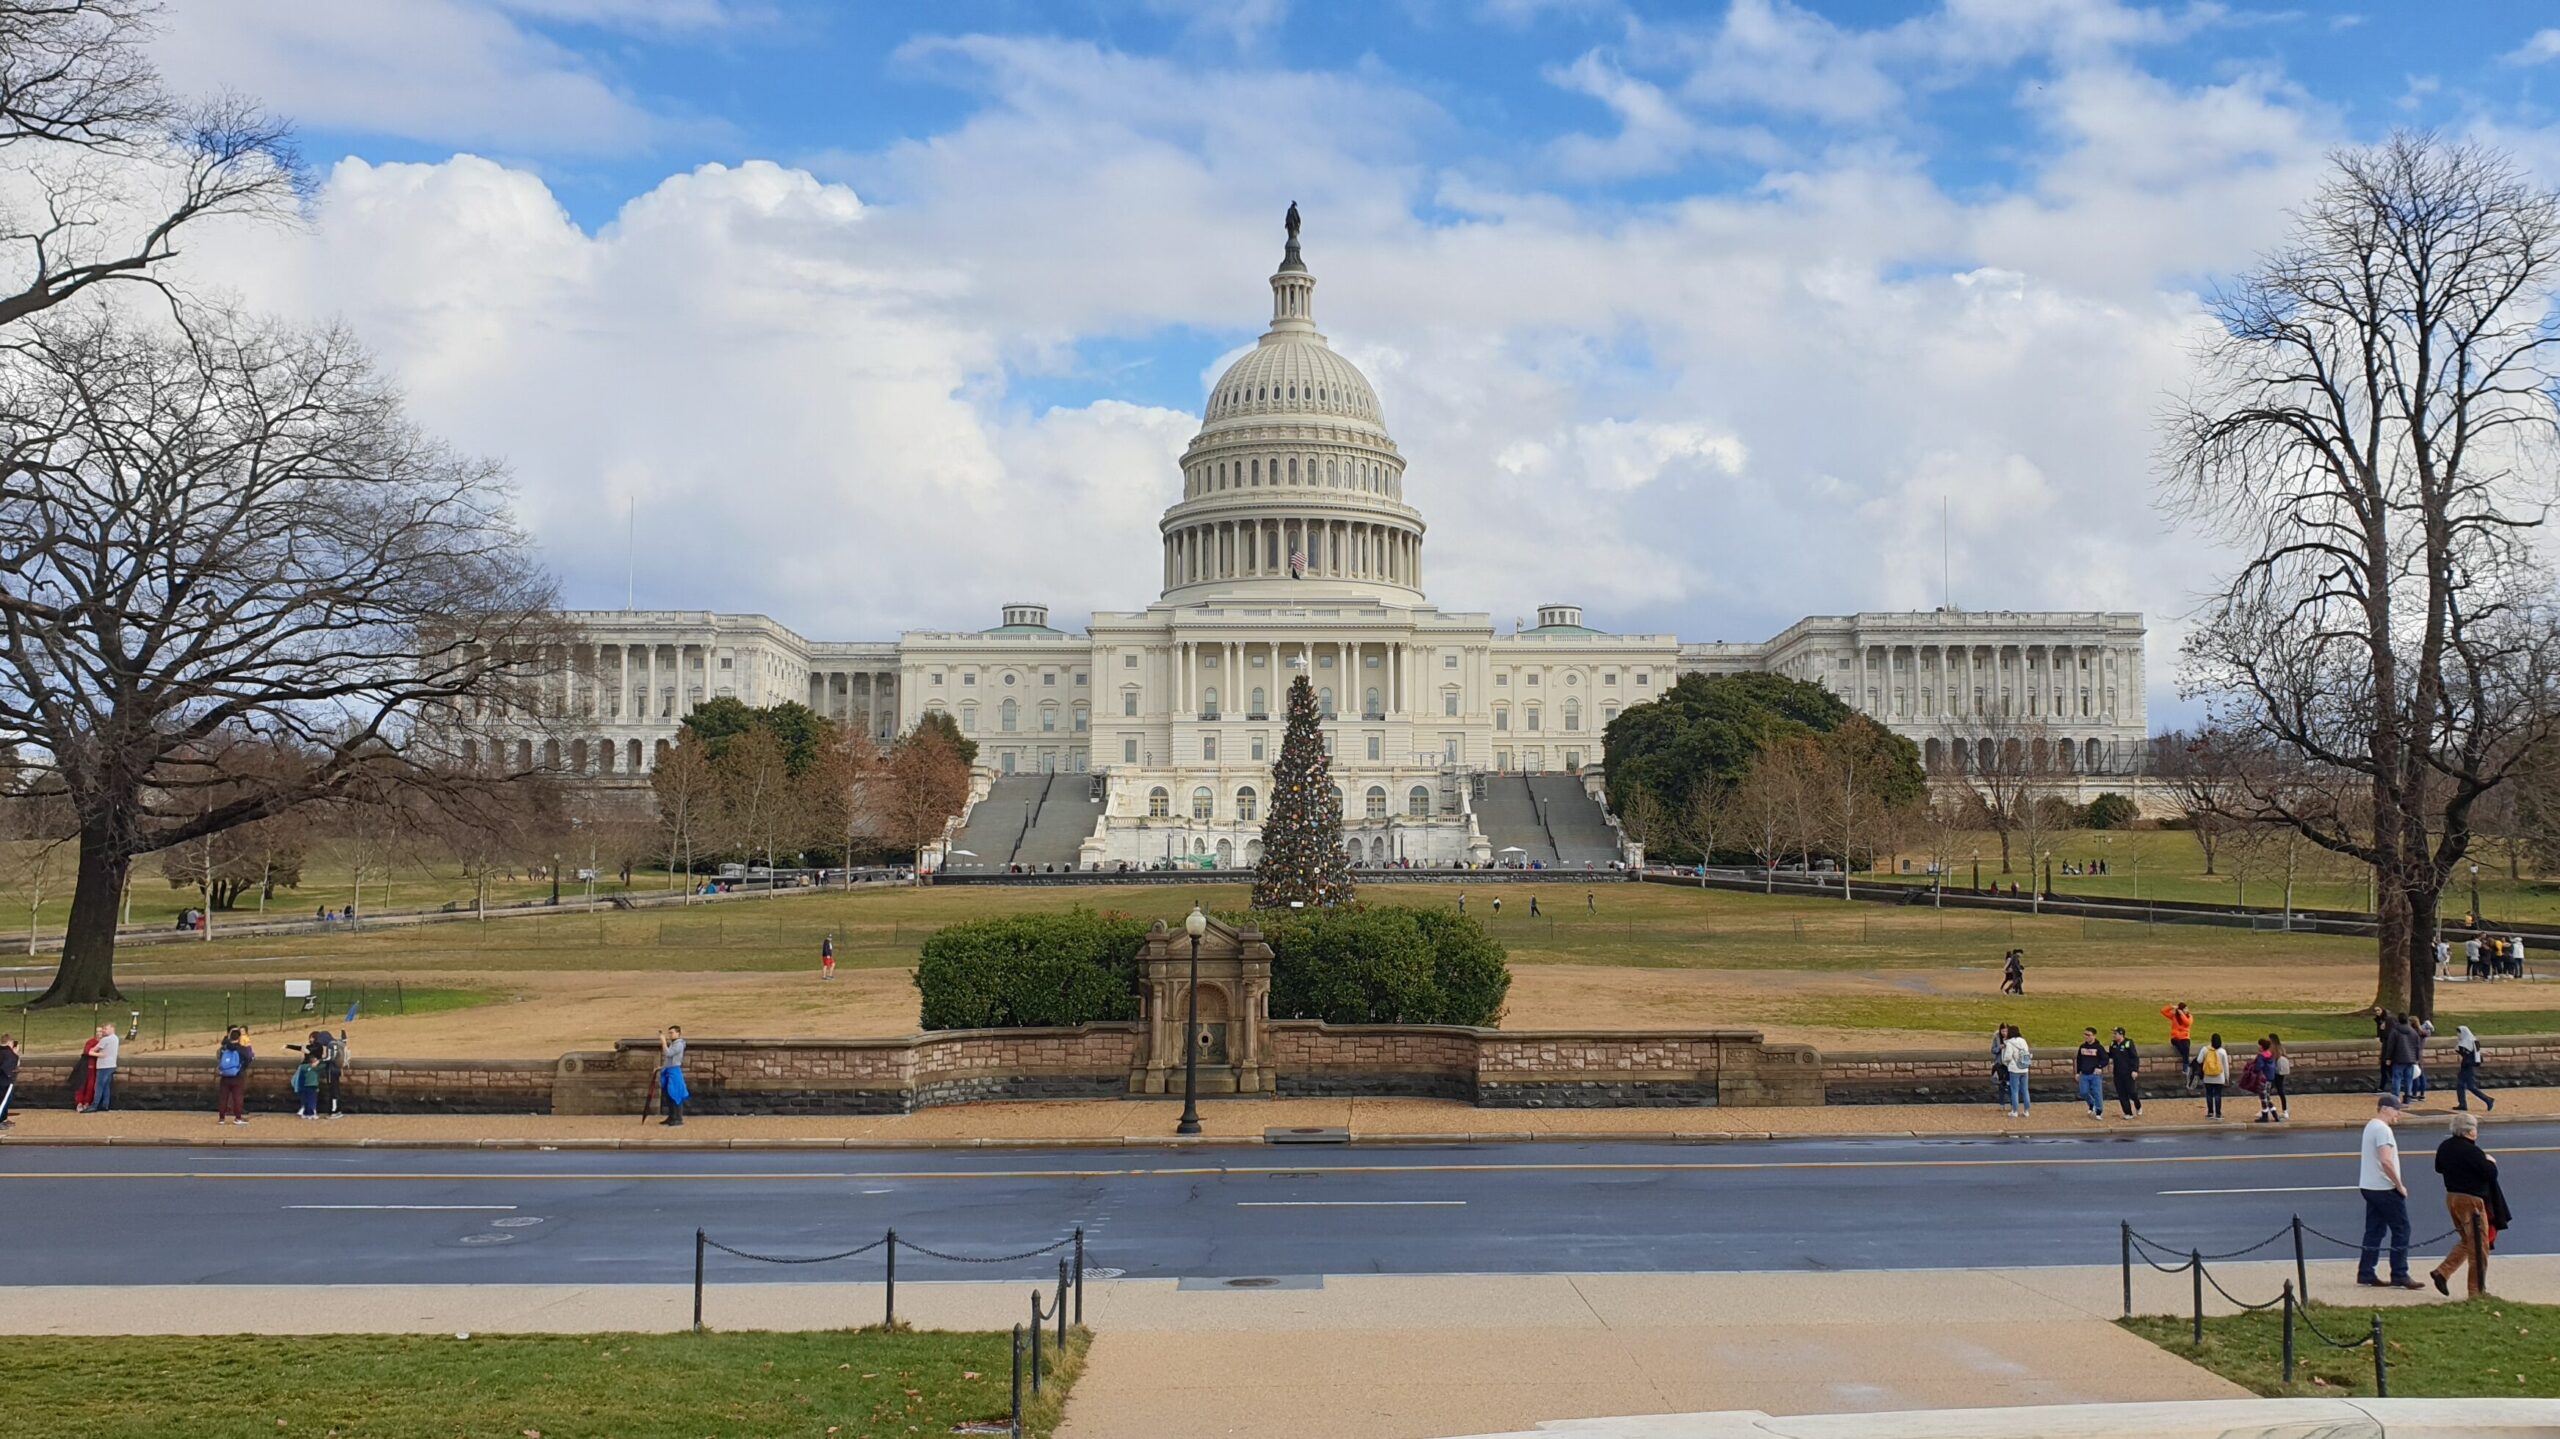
1224;1277;1278;1288
489;1217;545;1228
1083;1266;1125;1279
457;1232;514;1246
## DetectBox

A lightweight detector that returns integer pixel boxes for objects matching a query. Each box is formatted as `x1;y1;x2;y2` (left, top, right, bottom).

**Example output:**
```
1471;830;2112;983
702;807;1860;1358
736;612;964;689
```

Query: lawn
2126;1299;2560;1398
0;1327;1087;1439
1869;824;2560;925
1;982;491;1058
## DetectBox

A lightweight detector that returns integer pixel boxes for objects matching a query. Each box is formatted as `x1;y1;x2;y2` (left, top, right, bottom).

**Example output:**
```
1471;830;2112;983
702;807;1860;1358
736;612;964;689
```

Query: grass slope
2126;1299;2560;1398
0;1327;1086;1439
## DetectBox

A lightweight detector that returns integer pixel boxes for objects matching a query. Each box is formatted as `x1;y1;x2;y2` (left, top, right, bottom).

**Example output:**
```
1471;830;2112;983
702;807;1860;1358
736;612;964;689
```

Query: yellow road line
4;1146;2554;1182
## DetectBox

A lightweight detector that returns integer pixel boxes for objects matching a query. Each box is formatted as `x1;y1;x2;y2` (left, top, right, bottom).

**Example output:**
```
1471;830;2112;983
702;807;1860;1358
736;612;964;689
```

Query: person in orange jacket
2162;1002;2195;1089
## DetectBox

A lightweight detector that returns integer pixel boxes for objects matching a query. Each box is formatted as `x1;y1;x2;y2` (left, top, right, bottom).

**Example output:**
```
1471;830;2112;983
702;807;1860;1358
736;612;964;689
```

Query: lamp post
1971;849;1980;893
2470;863;2482;927
1177;904;1207;1135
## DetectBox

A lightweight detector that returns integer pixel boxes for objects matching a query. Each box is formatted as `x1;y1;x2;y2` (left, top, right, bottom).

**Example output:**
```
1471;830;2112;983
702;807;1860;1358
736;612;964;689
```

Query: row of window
954;701;1088;734
1146;783;1433;822
1492;670;1649;688
928;670;1087;688
1185;453;1396;497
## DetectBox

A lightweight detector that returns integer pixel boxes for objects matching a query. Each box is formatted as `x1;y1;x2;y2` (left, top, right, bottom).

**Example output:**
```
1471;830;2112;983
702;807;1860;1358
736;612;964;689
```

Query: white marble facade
502;221;2147;858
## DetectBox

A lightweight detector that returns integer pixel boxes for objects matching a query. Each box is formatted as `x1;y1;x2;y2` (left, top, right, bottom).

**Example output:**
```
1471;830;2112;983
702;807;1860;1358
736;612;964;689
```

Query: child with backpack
2198;1033;2230;1119
214;1027;253;1125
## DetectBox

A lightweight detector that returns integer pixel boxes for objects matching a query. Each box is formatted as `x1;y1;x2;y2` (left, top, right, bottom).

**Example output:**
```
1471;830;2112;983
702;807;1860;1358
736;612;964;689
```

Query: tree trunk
2372;877;2414;1017
2402;881;2438;1022
35;829;130;1006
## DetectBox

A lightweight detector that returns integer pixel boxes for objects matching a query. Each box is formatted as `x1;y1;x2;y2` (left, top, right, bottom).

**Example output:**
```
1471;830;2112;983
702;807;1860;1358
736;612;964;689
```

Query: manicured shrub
1256;905;1510;1027
914;909;1148;1030
2085;792;2139;830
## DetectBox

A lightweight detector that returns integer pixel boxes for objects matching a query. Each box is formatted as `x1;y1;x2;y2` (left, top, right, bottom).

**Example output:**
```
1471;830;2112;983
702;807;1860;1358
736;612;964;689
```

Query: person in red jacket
2161;1003;2195;1089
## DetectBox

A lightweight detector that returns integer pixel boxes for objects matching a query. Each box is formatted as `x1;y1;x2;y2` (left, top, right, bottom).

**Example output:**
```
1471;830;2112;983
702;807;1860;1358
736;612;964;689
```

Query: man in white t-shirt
2356;1094;2422;1288
90;1023;119;1113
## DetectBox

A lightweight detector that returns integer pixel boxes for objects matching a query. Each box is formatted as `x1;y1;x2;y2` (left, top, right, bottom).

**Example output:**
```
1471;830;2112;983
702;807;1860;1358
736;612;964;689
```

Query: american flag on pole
1289;546;1307;578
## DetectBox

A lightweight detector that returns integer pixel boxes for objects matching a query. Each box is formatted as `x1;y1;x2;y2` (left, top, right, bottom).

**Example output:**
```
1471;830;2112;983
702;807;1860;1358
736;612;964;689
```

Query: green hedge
913;909;1148;1030
1254;906;1510;1027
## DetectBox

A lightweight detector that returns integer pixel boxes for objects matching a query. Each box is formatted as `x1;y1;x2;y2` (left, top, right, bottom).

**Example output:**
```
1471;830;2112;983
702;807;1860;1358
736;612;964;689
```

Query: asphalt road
5;1123;2554;1287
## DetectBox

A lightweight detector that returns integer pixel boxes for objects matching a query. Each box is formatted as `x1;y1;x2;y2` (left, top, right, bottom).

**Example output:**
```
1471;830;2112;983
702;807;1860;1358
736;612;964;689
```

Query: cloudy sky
150;1;2560;729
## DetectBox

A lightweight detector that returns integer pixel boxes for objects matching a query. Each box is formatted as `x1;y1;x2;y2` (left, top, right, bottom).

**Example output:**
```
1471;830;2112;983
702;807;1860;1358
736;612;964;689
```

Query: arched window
1072;705;1088;733
1040;703;1058;733
1192;786;1215;820
1147;786;1170;818
1319;687;1335;717
999;699;1017;732
1526;705;1542;732
1250;686;1266;716
1203;686;1219;717
1365;785;1388;820
2084;738;2103;770
627;738;643;771
1494;705;1510;731
1236;786;1259;821
1563;699;1581;732
1407;785;1430;818
1364;686;1381;717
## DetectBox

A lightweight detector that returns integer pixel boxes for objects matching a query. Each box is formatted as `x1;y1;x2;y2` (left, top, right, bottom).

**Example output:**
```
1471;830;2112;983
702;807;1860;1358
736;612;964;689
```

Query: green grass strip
2125;1298;2560;1397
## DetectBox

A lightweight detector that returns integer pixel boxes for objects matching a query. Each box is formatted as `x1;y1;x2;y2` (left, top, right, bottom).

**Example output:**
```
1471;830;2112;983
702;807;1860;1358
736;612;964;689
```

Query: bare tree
2166;134;2560;1017
807;722;880;874
876;722;970;876
0;308;562;1003
1941;713;2060;877
2151;727;2250;876
0;772;68;951
1731;748;1800;893
0;1;298;330
650;734;717;897
1682;779;1733;875
715;725;801;876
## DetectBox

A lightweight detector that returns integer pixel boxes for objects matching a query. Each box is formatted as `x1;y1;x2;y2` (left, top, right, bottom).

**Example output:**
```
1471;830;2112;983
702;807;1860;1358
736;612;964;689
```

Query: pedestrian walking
2357;1093;2424;1289
2199;1033;2229;1120
2453;1025;2495;1112
2001;949;2024;995
2160;1002;2194;1089
319;1029;347;1117
89;1022;118;1113
2074;1027;2106;1120
1490;895;1501;916
2414;1016;2436;1100
292;1050;321;1119
2466;934;2486;980
820;934;837;982
2107;1028;2143;1118
1585;890;1594;913
2249;1036;2280;1122
1529;894;1542;918
1999;1026;2033;1118
1455;891;1466;915
2386;1012;2423;1104
2429;1112;2507;1298
658;1024;688;1127
2433;937;2451;981
0;1033;18;1130
214;1027;252;1125
1990;1024;2013;1106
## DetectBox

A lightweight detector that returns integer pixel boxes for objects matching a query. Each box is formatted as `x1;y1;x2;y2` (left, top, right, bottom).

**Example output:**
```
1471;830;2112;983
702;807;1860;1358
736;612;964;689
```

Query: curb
0;1109;2433;1152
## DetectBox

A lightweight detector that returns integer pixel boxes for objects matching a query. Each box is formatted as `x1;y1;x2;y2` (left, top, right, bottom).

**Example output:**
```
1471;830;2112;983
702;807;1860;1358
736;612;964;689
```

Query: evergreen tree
1252;674;1355;909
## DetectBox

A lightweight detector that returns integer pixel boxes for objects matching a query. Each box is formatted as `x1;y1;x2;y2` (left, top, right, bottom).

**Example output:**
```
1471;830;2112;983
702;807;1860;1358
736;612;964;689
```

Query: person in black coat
2430;1112;2512;1297
2107;1028;2143;1118
0;1032;18;1129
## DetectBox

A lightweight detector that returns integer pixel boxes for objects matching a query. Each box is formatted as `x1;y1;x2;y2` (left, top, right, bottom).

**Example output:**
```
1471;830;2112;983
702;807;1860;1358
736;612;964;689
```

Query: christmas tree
1252;672;1356;909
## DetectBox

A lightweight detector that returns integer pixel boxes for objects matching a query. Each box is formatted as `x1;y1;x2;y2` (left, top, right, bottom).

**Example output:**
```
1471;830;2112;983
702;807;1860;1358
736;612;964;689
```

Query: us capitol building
515;215;2147;869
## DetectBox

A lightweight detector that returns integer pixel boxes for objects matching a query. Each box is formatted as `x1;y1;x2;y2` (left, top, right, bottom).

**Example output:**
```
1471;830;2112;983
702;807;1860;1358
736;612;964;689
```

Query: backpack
2201;1049;2225;1080
217;1046;243;1078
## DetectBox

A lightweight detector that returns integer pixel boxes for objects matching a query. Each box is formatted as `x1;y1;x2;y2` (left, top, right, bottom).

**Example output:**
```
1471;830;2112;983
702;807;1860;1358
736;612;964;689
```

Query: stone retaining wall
9;1054;554;1114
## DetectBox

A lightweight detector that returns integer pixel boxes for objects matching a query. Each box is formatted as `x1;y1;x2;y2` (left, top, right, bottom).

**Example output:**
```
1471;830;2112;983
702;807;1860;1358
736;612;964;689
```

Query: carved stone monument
1130;913;1275;1096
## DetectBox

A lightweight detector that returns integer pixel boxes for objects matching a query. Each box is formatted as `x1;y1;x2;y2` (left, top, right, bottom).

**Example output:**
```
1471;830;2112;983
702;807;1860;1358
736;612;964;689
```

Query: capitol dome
1158;208;1424;603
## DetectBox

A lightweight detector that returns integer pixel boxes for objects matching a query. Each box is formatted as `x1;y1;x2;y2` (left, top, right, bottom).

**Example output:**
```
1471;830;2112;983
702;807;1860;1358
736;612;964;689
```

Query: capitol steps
1526;773;1622;867
946;775;1050;871
1472;775;1560;867
1014;772;1106;868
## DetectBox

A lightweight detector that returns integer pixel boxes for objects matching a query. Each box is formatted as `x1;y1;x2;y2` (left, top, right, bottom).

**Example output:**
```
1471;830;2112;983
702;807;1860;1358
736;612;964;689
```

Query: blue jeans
90;1069;113;1112
2358;1188;2411;1283
2076;1072;2105;1114
2005;1070;2031;1112
2389;1063;2419;1102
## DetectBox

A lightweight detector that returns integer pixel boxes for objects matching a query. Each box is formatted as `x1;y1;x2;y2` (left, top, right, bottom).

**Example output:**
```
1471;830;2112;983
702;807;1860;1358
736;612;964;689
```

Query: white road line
2156;1185;2354;1196
1235;1200;1466;1208
285;1193;519;1203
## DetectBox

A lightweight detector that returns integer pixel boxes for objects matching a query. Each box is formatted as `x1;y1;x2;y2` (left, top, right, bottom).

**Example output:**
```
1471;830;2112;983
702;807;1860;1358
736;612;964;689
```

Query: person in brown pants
2431;1112;2502;1297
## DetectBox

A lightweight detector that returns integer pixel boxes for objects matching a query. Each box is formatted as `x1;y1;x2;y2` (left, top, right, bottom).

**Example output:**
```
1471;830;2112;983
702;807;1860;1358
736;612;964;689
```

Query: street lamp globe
1185;904;1208;940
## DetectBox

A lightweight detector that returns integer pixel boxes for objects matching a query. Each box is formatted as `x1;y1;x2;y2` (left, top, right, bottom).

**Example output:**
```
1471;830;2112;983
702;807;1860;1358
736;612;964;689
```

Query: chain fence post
2291;1215;2307;1305
2190;1251;2203;1346
1073;1228;1085;1324
2120;1222;2132;1317
2370;1313;2387;1397
884;1229;897;1329
2280;1282;2295;1385
1030;1293;1045;1396
692;1228;705;1334
1056;1256;1071;1346
1010;1324;1024;1438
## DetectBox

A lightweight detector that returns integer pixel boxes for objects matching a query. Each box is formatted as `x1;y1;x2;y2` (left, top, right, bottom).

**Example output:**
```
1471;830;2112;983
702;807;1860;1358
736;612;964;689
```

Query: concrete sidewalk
6;1086;2552;1148
14;1262;2553;1438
